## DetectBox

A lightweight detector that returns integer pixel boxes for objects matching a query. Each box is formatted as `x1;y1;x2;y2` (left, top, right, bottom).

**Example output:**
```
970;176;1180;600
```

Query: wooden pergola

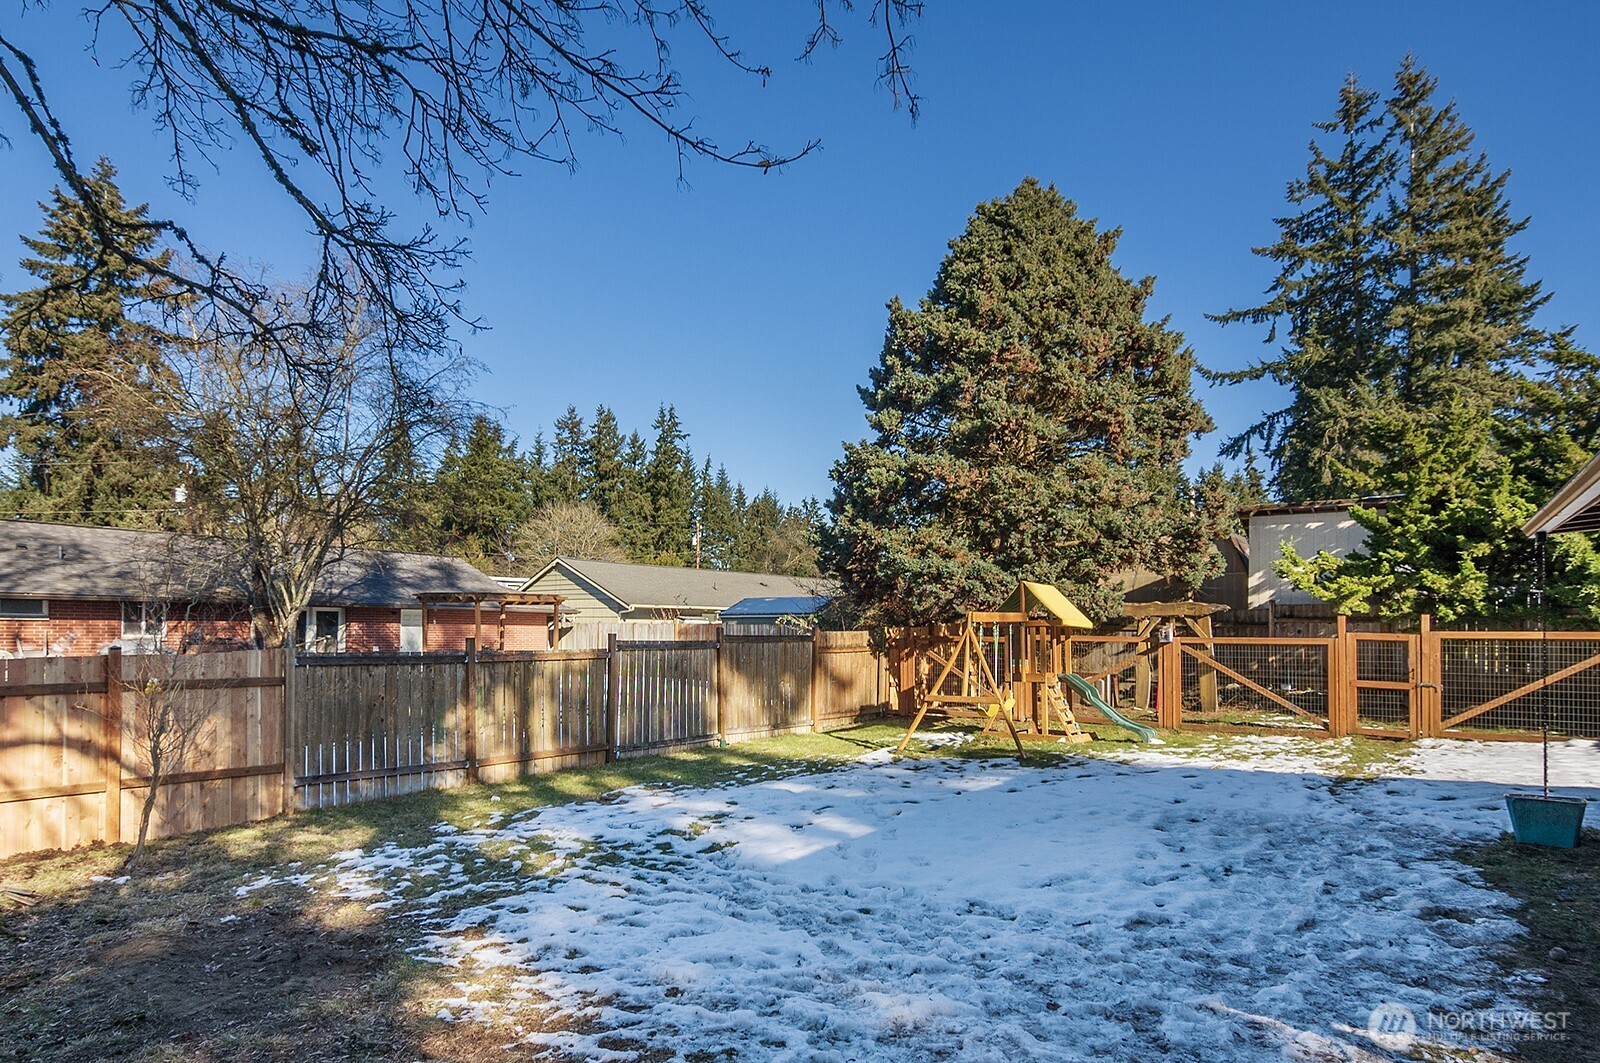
414;591;565;650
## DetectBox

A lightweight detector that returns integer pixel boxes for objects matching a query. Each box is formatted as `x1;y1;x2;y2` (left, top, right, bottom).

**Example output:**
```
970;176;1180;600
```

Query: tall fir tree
695;461;742;569
548;405;585;502
0;159;185;526
582;405;628;518
1219;58;1599;621
641;405;693;564
430;415;538;569
824;178;1218;625
1208;77;1397;499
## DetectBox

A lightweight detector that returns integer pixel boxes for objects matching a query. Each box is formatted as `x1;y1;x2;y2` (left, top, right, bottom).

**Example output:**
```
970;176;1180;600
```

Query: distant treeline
387;405;821;576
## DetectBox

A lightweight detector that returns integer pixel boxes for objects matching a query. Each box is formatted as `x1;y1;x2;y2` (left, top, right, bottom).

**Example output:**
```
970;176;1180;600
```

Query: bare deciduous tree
96;289;469;645
515;499;629;566
0;2;923;354
120;652;218;871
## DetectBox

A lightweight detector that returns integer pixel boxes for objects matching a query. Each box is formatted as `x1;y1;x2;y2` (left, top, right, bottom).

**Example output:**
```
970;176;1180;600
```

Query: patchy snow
295;737;1599;1060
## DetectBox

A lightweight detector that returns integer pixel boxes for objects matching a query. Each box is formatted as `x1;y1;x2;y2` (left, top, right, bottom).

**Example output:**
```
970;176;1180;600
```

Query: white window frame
302;607;346;654
399;608;424;653
121;601;167;641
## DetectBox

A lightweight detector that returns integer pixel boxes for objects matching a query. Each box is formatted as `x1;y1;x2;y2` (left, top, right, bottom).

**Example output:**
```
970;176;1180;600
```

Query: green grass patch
1459;829;1600;1063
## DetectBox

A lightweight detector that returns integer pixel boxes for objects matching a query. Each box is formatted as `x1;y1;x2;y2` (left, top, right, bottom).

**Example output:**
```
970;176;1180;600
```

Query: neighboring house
0;520;561;656
1241;499;1394;609
1113;535;1250;613
720;595;835;628
521;557;836;626
1524;451;1600;536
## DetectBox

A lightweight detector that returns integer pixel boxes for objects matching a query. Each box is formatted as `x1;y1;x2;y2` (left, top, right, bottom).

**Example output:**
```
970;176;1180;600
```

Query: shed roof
527;557;836;612
1524;451;1600;536
720;596;833;618
0;519;509;608
1240;496;1399;519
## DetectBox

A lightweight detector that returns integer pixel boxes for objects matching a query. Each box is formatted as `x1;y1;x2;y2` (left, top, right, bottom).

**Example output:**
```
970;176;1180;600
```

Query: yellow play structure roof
998;581;1095;629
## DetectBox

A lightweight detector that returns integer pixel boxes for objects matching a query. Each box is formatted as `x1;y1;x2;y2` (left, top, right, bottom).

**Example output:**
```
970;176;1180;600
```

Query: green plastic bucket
1504;794;1587;849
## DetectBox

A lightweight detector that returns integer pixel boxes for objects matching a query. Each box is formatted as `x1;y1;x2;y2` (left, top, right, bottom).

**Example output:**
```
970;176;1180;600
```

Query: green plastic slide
1062;673;1160;743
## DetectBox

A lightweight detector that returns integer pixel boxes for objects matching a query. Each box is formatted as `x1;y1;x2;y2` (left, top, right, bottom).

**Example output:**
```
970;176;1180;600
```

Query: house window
0;598;47;619
399;608;424;653
296;607;345;653
122;602;166;640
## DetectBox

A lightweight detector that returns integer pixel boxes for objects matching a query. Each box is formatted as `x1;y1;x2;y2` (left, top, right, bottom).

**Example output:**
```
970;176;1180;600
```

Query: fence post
463;637;479;783
808;628;822;733
714;634;728;745
1417;614;1441;738
605;633;621;762
1328;616;1348;738
1156;637;1182;730
102;648;123;845
281;641;297;814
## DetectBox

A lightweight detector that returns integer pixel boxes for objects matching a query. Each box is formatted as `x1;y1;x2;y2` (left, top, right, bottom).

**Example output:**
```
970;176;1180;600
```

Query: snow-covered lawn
281;736;1600;1061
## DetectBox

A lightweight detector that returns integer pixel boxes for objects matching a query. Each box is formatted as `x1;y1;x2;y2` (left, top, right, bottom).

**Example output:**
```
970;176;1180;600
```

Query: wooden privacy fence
890;615;1600;743
1;630;890;857
0;649;286;860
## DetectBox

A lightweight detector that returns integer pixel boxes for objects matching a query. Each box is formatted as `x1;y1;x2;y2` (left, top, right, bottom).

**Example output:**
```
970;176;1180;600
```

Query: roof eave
1524;452;1600;536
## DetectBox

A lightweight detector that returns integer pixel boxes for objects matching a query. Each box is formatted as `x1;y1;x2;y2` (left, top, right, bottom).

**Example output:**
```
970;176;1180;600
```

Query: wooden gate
1173;636;1333;735
1348;632;1419;738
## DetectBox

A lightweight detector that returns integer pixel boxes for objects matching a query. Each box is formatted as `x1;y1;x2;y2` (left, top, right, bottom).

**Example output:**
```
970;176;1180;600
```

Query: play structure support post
1191;615;1219;716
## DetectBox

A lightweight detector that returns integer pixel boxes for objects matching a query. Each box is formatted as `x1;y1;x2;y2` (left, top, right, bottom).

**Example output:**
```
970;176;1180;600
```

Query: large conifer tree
1225;58;1600;622
824;178;1219;625
1208;78;1397;499
0;159;184;525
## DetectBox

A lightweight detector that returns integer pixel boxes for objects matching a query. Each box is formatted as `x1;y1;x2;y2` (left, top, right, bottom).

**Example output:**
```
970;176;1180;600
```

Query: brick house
0;520;561;656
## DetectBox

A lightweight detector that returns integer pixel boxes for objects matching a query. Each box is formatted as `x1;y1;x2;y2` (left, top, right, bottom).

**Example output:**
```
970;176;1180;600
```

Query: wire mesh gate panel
1177;638;1331;734
1069;637;1156;727
1438;632;1600;739
1353;634;1415;736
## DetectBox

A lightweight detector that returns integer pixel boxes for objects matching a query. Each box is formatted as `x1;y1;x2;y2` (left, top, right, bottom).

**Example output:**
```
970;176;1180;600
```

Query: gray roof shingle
0;520;504;607
532;557;837;612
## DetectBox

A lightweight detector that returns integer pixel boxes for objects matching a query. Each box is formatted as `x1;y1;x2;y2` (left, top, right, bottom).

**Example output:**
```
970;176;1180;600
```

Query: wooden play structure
889;585;1203;752
1117;601;1228;717
895;582;1161;757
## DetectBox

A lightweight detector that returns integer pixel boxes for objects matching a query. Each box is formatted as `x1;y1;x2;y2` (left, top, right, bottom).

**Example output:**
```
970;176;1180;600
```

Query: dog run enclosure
888;614;1600;743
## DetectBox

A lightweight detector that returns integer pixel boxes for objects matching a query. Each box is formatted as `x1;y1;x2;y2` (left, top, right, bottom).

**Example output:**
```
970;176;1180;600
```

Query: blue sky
2;2;1597;508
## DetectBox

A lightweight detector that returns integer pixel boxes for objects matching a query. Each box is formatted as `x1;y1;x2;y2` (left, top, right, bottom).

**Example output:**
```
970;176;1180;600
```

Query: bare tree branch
1;2;923;354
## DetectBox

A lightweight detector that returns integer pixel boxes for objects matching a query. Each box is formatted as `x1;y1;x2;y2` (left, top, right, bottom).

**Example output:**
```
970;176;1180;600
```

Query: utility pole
692;518;702;569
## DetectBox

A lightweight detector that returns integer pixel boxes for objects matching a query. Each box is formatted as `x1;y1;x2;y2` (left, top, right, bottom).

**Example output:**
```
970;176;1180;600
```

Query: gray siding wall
1248;511;1369;608
523;568;623;623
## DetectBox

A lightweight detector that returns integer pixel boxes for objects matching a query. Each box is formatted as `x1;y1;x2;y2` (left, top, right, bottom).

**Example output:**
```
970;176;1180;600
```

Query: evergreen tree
548;405;585;502
741;490;821;577
0;159;184;526
614;430;653;559
1208;77;1397;499
1385;59;1549;418
1215;58;1580;501
1273;408;1542;623
696;461;742;569
582;405;628;518
430;415;538;568
641;405;693;564
1220;59;1598;622
824;178;1218;625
